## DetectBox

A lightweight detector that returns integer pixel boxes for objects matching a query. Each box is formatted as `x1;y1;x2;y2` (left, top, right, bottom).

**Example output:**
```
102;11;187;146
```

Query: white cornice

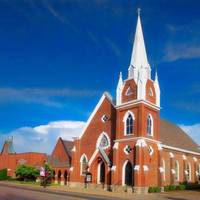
114;136;161;144
115;99;160;111
161;144;200;156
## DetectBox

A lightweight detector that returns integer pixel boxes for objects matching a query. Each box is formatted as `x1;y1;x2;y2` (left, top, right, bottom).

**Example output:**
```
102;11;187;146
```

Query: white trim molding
182;155;187;160
88;149;98;166
147;114;153;136
96;132;111;150
116;98;160;111
113;142;119;150
161;144;200;156
193;157;197;162
71;146;76;152
114;136;161;144
169;152;174;158
111;165;116;171
143;165;149;171
123;110;135;136
79;92;114;139
134;165;140;171
136;139;147;147
159;167;164;173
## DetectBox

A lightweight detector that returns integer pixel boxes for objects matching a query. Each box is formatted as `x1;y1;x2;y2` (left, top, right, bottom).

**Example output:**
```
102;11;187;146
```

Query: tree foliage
0;168;8;180
15;165;39;181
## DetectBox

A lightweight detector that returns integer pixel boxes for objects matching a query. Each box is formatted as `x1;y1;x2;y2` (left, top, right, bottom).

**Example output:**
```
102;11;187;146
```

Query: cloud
179;123;200;145
44;1;66;24
164;21;200;62
0;87;99;107
172;101;200;113
105;37;121;56
164;42;200;61
0;120;85;154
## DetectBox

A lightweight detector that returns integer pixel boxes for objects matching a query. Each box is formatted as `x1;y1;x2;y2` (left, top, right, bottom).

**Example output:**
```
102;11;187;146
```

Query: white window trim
80;154;88;176
174;160;179;181
125;86;133;96
186;163;192;181
149;87;153;97
123;110;135;136
96;132;111;150
162;159;166;181
147;114;153;136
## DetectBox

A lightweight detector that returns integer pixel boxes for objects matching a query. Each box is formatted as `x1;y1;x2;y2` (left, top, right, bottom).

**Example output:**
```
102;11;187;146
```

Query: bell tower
116;9;160;107
113;10;161;191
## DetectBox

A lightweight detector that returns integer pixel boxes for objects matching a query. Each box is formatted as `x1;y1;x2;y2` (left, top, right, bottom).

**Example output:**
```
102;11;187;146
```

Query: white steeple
116;72;123;106
128;9;151;81
154;70;160;107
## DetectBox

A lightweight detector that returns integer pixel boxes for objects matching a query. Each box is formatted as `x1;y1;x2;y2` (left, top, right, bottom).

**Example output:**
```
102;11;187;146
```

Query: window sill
124;134;134;136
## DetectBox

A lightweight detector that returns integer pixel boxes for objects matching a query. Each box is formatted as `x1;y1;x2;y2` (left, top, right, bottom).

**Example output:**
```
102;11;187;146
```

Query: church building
68;12;200;193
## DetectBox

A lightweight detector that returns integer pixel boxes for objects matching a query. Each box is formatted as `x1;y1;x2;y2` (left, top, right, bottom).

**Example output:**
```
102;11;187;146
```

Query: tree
15;165;39;181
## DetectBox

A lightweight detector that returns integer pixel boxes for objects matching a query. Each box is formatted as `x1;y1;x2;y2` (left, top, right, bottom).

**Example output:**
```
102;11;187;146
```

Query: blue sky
0;0;200;153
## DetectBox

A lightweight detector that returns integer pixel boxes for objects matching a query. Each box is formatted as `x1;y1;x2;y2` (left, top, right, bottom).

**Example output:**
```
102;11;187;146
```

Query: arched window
174;161;179;181
96;132;110;149
147;114;153;136
196;163;200;178
185;163;191;181
123;111;135;135
80;154;88;175
162;159;166;181
126;114;133;135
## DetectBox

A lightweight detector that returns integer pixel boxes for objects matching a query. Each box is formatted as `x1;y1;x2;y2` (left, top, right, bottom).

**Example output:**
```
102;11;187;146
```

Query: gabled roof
47;155;70;168
160;119;200;154
62;139;74;157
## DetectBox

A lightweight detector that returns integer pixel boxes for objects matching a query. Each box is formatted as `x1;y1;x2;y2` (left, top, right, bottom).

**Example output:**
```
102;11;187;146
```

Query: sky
0;0;200;153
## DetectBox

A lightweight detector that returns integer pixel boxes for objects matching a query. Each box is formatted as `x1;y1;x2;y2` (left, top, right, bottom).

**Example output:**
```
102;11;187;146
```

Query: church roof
160;119;200;154
47;155;70;168
62;139;74;157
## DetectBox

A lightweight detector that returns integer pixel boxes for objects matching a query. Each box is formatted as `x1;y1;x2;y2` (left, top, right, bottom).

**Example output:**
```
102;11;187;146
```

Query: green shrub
0;168;8;180
148;186;161;193
185;183;200;190
15;165;39;181
164;185;170;191
169;185;177;191
176;184;186;190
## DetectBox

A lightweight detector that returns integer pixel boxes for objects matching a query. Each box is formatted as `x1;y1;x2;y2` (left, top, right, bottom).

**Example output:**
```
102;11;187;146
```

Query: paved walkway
0;181;200;200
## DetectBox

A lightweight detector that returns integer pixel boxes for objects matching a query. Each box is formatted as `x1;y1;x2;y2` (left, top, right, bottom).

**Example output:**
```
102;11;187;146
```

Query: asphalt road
1;183;200;200
0;184;123;200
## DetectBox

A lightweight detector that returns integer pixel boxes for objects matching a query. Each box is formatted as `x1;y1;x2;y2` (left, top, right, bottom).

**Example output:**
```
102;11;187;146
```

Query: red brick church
0;11;200;193
68;12;200;193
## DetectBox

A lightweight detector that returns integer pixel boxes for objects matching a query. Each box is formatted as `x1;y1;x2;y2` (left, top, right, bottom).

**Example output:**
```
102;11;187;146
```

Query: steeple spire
128;9;150;80
116;72;123;106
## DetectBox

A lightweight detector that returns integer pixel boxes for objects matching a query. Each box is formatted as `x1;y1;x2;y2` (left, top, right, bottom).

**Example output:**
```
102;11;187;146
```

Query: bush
15;165;39;181
169;185;177;191
176;184;186;190
164;185;170;191
148;186;161;193
0;169;8;180
185;183;200;190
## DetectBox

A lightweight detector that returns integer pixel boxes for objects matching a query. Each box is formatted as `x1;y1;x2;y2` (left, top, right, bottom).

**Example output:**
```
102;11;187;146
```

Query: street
0;183;200;200
0;184;122;200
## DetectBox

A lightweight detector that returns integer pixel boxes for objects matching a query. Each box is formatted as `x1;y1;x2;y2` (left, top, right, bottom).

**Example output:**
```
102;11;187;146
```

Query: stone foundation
68;182;149;194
